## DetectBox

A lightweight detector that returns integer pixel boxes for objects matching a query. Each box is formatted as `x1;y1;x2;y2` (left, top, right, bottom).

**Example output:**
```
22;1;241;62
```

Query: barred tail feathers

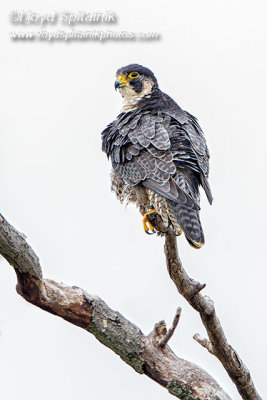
168;200;204;249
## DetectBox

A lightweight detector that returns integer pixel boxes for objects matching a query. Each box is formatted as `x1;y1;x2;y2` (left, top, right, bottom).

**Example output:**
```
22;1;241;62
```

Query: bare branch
160;307;182;348
164;233;262;400
0;214;231;400
193;333;214;355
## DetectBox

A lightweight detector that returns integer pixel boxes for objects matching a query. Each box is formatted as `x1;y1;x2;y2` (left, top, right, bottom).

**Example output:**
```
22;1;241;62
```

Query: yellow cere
116;74;128;85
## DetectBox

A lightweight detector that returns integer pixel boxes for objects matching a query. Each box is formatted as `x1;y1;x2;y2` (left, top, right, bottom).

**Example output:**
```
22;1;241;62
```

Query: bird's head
114;64;158;109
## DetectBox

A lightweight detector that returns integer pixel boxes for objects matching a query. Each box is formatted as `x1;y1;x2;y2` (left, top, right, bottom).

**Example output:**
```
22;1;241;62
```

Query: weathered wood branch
193;334;214;355
144;212;263;400
160;307;181;348
0;214;231;400
163;232;262;400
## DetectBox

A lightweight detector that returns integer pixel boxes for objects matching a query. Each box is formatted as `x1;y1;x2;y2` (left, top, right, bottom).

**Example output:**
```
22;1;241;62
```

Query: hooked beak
114;75;128;90
114;80;123;90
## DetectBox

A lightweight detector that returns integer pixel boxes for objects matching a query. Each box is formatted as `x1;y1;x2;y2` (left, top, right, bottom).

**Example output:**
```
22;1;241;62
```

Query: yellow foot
142;209;157;235
176;228;182;236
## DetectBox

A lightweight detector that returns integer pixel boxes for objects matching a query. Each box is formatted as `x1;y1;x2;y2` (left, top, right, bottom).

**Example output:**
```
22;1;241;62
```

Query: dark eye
128;71;140;79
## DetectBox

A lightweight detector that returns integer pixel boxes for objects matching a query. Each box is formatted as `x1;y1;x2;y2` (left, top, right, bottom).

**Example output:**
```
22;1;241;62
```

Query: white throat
119;80;153;112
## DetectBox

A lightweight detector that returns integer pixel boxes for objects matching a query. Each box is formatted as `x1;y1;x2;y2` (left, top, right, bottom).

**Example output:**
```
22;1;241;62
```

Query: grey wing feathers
165;109;213;204
143;178;199;211
184;113;213;204
102;112;200;210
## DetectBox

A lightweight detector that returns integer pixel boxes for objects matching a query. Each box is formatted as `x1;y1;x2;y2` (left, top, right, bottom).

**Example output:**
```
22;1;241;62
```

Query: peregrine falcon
101;64;212;248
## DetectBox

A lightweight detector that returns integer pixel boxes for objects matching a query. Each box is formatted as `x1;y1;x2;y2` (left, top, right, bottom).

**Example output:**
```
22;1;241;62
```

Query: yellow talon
142;209;157;234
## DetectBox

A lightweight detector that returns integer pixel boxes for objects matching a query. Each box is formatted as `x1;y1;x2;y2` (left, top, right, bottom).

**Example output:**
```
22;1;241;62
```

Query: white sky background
0;0;267;399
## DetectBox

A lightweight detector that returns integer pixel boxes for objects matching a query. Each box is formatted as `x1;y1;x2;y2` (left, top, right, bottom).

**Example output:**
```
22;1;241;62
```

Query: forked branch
0;213;262;399
163;232;262;400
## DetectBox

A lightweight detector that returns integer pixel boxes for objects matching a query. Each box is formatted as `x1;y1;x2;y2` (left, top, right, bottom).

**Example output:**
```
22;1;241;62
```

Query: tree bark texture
0;213;262;399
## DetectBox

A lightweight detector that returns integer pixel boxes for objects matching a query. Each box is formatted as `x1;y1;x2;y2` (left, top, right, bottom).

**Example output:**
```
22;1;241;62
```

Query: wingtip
207;193;213;205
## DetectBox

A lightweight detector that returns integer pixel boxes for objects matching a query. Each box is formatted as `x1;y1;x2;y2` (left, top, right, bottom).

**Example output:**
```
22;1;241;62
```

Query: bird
101;64;212;248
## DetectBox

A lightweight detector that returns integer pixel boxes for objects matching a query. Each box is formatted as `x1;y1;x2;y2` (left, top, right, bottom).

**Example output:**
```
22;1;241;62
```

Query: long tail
168;200;205;248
